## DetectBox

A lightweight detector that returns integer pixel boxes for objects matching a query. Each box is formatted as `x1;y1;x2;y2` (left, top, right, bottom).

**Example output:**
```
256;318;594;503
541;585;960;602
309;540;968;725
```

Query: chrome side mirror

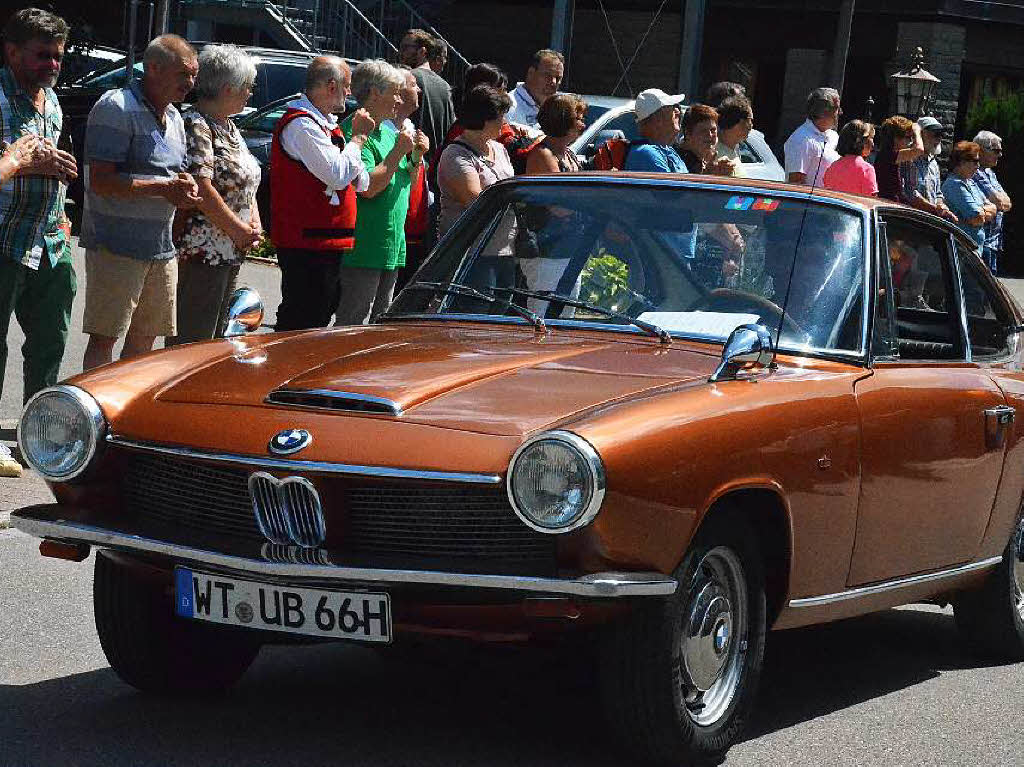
223;287;264;337
709;323;774;383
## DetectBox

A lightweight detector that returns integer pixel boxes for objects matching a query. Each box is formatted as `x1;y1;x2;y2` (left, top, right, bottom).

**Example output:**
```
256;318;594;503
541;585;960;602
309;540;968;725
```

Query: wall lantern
889;47;940;118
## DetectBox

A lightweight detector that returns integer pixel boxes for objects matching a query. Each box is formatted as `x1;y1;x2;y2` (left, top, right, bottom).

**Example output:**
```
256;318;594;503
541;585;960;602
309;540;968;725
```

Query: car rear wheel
600;515;766;766
953;511;1024;661
93;552;261;694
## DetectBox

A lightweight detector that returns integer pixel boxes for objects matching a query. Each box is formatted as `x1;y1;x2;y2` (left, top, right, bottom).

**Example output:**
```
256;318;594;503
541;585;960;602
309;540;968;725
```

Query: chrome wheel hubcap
679;547;748;727
1013;520;1024;622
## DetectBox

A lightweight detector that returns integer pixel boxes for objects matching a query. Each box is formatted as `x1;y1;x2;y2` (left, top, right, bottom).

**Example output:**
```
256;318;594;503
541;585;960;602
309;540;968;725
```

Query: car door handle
984;405;1016;449
985;405;1016;425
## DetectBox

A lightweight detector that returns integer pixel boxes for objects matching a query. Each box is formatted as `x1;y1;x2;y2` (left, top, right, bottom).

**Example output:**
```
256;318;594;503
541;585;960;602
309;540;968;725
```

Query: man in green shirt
335;60;427;325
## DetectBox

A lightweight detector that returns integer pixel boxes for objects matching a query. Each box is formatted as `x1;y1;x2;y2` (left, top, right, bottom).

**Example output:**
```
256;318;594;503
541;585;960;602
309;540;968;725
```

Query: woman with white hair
336;59;428;325
170;44;263;344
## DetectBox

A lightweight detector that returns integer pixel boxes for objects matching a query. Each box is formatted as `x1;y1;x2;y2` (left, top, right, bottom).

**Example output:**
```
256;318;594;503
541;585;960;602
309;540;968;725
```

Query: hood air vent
266;389;403;416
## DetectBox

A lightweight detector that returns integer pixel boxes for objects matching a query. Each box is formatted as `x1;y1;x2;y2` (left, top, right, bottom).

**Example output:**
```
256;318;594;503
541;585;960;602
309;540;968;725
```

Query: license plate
174;568;391;643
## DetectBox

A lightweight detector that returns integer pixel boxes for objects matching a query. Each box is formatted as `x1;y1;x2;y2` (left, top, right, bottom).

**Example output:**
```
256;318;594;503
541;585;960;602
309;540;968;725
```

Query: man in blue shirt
624;88;688;174
624;88;695;262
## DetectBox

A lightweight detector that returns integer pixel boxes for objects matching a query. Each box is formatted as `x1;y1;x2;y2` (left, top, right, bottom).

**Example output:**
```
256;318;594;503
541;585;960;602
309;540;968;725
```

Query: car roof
581;95;634;109
509;171;899;210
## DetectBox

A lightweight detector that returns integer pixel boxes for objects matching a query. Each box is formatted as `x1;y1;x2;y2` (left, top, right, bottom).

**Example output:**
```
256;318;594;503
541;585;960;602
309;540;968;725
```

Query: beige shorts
83;247;177;338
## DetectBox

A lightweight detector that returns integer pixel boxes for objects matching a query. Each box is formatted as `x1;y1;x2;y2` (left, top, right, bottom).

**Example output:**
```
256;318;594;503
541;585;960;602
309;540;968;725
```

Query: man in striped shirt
0;7;79;404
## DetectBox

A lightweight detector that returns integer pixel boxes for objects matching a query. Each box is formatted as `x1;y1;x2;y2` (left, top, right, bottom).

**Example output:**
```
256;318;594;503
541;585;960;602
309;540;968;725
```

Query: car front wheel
953;511;1024;661
600;515;766;766
93;552;261;694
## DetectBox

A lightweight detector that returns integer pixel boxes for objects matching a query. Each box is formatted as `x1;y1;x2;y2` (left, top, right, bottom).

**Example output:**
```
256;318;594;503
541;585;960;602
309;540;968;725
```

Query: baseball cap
635;88;686;122
917;116;943;132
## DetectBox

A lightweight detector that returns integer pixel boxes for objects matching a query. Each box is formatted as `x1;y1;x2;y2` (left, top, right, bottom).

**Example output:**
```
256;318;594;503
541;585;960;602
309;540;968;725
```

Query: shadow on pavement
0;607;1009;766
744;606;1006;741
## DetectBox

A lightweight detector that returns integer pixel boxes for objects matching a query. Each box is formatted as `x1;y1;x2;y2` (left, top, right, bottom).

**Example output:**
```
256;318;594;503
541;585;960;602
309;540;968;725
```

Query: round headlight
507;431;606;533
18;385;106;481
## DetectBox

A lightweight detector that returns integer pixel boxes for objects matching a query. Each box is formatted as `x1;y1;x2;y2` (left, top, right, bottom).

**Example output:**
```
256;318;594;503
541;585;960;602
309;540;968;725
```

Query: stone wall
885;22;967;135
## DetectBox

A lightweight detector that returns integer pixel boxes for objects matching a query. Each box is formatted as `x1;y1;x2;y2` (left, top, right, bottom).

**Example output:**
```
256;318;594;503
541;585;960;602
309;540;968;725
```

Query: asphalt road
2;243;1024;765
1;527;1022;767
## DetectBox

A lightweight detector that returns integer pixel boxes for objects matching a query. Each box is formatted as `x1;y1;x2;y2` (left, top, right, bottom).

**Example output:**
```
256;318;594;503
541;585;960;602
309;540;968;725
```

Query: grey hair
806;87;840;120
193;44;258;100
973;130;1002;150
143;34;196;71
352;59;404;104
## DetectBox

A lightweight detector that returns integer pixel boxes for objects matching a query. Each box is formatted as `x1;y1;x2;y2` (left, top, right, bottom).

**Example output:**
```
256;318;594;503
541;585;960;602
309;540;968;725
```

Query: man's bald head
143;34;195;71
305;55;351;115
142;34;198;107
306;56;348;92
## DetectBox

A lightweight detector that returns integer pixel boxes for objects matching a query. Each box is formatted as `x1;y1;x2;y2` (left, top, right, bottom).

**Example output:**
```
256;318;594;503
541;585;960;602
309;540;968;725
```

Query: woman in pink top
823;120;878;197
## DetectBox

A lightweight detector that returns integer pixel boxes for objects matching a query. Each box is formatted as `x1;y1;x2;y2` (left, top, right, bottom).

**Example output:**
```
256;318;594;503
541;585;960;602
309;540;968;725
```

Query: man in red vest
271;56;375;330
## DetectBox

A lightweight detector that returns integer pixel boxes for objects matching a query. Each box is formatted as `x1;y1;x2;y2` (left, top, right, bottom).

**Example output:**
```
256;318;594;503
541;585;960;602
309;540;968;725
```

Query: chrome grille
247;472;327;547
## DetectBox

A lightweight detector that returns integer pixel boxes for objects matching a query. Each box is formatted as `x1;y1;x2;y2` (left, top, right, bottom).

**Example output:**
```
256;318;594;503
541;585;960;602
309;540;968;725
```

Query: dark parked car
60;46;345;206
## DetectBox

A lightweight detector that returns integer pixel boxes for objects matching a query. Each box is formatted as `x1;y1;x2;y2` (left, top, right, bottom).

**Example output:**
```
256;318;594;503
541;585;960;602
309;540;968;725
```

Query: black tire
93;552;261;694
953;511;1024;661
600;514;767;767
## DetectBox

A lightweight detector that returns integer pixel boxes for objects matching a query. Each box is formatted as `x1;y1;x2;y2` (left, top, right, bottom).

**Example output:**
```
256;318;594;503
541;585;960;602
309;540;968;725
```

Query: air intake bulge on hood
265;389;403;416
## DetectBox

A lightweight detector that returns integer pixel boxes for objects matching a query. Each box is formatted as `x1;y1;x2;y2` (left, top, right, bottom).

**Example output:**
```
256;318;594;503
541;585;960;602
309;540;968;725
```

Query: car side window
737;141;761;164
954;239;1015;359
602;111;642;143
880;216;964;361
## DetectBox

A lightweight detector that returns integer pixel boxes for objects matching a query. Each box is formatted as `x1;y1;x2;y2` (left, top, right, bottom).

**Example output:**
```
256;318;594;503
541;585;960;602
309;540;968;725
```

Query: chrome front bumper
12;511;678;598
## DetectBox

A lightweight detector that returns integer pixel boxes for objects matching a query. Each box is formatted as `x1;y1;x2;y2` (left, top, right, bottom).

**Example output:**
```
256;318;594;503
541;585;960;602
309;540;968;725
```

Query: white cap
635;88;686;122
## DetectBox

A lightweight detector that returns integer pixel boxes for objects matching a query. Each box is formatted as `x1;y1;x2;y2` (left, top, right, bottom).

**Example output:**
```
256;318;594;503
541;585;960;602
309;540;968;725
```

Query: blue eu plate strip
175;567;194;617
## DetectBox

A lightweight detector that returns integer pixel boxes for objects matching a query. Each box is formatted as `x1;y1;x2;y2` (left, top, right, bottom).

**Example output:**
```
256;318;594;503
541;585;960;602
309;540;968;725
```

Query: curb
0;418;15;442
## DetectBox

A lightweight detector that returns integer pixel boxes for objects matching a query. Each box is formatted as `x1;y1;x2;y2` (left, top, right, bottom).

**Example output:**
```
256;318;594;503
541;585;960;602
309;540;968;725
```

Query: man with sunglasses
973;130;1012;274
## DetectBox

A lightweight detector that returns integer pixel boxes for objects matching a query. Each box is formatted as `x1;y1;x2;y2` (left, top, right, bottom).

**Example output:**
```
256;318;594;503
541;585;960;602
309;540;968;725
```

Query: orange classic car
12;173;1024;766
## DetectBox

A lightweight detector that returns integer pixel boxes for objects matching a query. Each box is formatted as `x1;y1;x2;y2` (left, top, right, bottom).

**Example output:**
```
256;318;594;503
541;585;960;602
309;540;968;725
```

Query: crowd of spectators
0;5;1016;449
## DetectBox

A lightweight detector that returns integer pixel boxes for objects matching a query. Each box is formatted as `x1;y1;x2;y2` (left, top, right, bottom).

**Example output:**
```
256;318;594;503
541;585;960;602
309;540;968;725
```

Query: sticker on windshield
726;196;780;212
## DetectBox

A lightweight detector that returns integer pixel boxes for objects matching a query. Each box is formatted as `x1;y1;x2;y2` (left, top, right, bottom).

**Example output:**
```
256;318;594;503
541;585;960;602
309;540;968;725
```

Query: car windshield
387;181;867;354
79;61;142;88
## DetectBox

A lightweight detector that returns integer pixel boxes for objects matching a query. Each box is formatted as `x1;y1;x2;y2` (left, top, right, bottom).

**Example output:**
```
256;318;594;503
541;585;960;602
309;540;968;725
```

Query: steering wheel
690;288;808;342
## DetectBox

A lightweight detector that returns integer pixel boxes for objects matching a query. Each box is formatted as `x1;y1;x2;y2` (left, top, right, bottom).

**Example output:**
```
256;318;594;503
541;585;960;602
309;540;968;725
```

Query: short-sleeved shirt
623;143;695;259
942;175;987;248
436;139;514;239
341;119;412;270
902;153;943;206
176;109;261;266
973;167;1006;252
783;119;839;186
81;79;186;260
0;67;68;269
823;155;878;197
624;143;689;174
715;141;742;177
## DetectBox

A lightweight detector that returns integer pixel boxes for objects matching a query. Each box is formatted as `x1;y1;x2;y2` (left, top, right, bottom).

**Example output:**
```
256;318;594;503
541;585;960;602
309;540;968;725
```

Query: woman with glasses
170;44;262;344
942;141;998;251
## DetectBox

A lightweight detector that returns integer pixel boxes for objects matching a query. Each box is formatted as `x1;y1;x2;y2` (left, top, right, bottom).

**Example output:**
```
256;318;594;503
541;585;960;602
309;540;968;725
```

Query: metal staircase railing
178;0;470;85
318;0;469;85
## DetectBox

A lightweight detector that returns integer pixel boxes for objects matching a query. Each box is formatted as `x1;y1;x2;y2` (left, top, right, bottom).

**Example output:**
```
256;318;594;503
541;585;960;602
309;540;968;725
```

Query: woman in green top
337;59;428;325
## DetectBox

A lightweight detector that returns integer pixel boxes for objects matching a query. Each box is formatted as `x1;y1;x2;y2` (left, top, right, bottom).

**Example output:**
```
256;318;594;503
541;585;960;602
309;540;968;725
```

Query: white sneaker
0;443;22;478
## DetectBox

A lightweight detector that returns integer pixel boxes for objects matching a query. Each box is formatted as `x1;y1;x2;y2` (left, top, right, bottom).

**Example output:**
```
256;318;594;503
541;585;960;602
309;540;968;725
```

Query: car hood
153;323;719;436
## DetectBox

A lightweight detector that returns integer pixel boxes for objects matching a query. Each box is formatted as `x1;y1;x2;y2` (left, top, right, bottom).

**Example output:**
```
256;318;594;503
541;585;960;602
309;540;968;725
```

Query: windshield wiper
493;287;672;345
403;281;547;332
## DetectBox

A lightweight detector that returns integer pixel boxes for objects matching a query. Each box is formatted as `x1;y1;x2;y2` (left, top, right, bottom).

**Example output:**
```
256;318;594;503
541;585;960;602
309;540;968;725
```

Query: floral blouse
176;109;261;266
